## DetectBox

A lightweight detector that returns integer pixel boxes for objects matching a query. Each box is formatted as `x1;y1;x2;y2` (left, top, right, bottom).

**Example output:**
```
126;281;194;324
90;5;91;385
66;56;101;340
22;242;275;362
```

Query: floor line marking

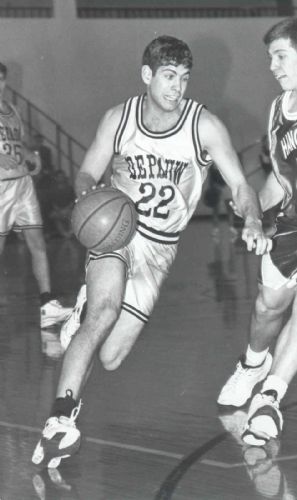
0;420;183;460
85;435;183;459
2;420;296;467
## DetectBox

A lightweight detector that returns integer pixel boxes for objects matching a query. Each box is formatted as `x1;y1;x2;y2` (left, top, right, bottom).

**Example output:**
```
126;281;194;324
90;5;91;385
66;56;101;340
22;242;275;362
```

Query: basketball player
32;36;271;468
0;62;71;328
218;18;297;446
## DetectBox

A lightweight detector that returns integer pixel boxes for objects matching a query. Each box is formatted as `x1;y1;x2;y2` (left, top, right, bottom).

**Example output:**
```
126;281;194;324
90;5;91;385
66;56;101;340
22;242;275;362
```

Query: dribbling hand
75;184;98;203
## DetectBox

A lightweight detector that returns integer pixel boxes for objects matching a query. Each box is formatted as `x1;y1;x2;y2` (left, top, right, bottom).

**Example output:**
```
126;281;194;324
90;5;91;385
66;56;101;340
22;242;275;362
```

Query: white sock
245;345;269;367
262;375;288;402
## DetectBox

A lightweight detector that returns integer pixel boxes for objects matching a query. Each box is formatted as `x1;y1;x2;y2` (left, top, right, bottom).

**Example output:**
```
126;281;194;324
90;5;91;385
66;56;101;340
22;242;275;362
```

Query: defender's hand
242;220;273;255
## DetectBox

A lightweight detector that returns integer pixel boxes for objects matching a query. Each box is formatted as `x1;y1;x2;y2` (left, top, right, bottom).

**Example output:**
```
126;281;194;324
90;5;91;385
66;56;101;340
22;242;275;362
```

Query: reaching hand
242;220;273;255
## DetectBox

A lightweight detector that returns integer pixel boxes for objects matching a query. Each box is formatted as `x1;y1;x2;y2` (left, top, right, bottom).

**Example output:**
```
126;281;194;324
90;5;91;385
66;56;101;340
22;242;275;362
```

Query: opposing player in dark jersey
32;36;270;468
218;18;297;446
0;62;71;328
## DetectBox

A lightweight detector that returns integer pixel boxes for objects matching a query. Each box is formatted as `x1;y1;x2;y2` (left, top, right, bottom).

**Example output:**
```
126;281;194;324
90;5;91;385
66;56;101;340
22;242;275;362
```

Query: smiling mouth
164;95;179;101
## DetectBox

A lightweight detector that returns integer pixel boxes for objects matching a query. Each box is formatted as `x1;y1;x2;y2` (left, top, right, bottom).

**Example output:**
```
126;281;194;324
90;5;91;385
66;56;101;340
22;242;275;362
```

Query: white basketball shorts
87;230;179;323
0;176;43;235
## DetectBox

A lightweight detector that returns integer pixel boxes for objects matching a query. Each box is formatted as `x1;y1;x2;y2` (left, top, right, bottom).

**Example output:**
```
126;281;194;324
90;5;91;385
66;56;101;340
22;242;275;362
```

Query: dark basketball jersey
269;91;297;216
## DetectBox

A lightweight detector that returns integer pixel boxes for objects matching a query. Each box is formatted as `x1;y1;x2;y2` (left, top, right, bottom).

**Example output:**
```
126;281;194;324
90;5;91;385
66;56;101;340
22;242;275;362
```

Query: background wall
0;0;284;211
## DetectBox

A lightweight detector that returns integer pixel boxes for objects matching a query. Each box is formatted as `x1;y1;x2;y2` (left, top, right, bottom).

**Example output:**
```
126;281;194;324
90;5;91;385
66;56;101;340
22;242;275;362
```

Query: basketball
71;186;137;253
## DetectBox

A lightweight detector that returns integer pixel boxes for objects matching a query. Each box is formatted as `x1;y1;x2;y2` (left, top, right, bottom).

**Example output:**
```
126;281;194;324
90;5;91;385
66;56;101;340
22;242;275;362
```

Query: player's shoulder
199;107;225;134
97;102;126;136
104;95;139;119
102;102;123;122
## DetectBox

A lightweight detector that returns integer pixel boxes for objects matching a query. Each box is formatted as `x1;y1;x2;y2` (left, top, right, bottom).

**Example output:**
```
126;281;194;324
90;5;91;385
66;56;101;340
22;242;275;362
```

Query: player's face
268;38;297;91
0;71;6;100
144;64;190;112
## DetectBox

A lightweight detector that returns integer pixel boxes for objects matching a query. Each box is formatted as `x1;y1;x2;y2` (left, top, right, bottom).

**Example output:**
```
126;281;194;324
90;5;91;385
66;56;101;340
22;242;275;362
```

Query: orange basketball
71;187;137;253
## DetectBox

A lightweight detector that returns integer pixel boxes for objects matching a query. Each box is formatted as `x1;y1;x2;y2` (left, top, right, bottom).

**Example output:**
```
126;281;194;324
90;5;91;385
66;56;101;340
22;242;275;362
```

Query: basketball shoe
41;300;72;329
32;401;82;468
217;353;272;407
60;285;87;351
242;390;283;446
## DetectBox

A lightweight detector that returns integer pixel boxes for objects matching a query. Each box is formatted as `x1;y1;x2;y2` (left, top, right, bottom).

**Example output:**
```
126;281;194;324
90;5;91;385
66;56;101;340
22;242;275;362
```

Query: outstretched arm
199;109;271;254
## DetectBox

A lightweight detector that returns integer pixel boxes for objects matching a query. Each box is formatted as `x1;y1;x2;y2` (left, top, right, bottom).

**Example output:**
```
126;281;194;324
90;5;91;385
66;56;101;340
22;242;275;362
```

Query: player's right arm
258;171;284;212
75;104;123;198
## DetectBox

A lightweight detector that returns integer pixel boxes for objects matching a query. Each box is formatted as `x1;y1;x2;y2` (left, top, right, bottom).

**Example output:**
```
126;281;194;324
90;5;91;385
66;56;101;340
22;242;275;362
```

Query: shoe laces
225;360;255;389
60;399;82;426
233;359;252;379
70;399;82;422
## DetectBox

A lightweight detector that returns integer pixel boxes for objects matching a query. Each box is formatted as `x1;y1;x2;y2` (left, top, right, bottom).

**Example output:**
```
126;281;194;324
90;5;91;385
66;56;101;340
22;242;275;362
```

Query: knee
254;293;283;318
99;339;132;371
99;351;123;371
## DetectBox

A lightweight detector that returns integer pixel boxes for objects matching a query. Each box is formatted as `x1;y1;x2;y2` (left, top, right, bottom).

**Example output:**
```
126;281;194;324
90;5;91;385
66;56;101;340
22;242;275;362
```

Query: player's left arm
16;108;42;175
199;109;271;255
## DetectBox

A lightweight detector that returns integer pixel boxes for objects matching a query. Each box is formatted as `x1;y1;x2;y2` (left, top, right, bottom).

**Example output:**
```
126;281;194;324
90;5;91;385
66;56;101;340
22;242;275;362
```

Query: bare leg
23;228;51;293
249;283;295;352
269;291;297;384
56;257;127;400
99;308;145;371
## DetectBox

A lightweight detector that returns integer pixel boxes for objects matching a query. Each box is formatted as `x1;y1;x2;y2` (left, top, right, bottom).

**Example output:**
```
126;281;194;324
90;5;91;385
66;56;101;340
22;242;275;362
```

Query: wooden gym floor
1;219;297;500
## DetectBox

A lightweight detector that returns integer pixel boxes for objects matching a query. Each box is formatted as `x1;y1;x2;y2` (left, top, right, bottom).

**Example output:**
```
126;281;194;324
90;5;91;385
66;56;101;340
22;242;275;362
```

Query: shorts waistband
136;221;180;245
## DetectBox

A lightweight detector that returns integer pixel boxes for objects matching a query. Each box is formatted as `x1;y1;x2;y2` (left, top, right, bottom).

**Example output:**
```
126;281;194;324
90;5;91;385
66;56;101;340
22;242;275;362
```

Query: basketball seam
76;195;126;240
89;201;133;250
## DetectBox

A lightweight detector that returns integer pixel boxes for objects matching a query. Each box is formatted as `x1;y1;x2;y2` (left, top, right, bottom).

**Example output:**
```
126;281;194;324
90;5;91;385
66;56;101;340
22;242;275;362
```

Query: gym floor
1;219;297;500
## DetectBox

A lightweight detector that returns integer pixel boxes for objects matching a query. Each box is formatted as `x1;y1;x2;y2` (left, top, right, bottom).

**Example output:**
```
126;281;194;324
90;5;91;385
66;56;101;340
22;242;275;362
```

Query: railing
0;2;293;19
0;7;52;17
77;5;294;19
6;85;87;184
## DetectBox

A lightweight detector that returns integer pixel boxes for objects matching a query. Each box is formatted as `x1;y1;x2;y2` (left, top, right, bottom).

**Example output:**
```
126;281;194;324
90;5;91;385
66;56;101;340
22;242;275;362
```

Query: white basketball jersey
112;94;212;244
0;102;27;180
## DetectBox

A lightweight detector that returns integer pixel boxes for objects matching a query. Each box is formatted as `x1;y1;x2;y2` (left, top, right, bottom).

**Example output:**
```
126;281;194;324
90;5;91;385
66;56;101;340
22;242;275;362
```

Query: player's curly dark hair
142;35;193;75
263;18;297;50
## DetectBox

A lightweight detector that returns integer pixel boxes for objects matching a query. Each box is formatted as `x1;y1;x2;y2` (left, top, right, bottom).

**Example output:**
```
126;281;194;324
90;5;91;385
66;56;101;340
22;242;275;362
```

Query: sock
40;292;54;306
245;345;269;367
51;389;77;418
262;375;288;402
